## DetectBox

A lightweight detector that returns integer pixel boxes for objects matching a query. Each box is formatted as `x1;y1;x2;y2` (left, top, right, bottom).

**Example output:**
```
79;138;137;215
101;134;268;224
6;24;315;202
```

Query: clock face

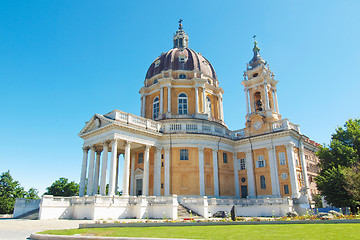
253;121;262;130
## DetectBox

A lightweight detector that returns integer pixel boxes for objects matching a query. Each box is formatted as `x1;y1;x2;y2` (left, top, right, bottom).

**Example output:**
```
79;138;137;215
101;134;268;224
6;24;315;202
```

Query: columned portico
198;147;205;196
122;141;131;196
79;147;89;197
142;145;150;196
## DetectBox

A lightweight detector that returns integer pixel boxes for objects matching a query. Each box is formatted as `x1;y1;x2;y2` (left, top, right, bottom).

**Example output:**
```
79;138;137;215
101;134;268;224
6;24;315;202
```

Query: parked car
212;211;229;218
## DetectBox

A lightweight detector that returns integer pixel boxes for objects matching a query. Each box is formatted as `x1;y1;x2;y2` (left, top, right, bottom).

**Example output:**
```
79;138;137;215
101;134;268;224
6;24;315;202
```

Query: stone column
267;146;280;197
202;87;206;113
93;150;101;194
212;148;219;196
264;84;270;110
233;152;240;198
153;147;162;196
274;89;279;114
164;147;170;195
79;147;89;197
130;154;135;196
115;153;120;194
142;145;150;196
87;146;96;196
245;89;250;115
160;87;164;115
167;86;172;113
108;139;118;196
245;150;256;198
194;86;199;114
299;141;310;197
198;147;205;196
122;141;131;196
219;94;224;121
286;143;300;198
99;142;109;196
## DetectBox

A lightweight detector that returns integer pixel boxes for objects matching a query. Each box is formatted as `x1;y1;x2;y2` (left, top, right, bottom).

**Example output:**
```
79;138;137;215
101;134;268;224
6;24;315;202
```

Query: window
161;162;164;167
260;175;266;189
284;185;289;194
256;155;265;168
153;97;159;119
205;96;211;115
241;177;246;183
180;149;189;160
138;153;144;164
279;152;286;165
240;158;246;170
161;183;164;189
281;172;288;180
179;74;186;79
161;154;164;159
223;152;228;163
179;56;186;62
153;79;158;84
178;93;188;114
155;60;160;67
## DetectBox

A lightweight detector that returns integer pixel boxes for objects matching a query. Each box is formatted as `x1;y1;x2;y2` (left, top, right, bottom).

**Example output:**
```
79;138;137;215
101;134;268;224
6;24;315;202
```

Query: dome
145;48;217;80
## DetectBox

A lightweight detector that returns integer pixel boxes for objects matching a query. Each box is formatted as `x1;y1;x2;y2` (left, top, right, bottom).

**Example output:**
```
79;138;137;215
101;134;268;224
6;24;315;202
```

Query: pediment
134;168;143;175
79;114;113;136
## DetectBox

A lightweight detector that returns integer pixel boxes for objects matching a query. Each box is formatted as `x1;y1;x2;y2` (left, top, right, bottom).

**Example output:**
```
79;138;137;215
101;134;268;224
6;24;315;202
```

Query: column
194;86;199;114
167;86;172;113
245;89;250;115
267;146;281;197
130;154;135;196
264;84;270;110
142;145;150;196
286;143;300;198
274;89;279;114
100;142;109;196
153;147;162;196
140;95;144;117
219;94;224;121
115;153;120;194
93;150;101;195
212;148;219;196
108;139;118;196
160;87;163;115
164;147;170;195
299;141;310;194
198;147;205;196
122;141;131;196
233;152;240;198
245;150;256;198
202;87;206;113
86;146;96;196
79;147;89;197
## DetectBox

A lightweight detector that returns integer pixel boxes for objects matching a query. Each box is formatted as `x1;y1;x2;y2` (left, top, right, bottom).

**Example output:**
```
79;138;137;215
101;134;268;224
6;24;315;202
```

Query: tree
0;171;39;214
316;118;360;209
45;178;79;197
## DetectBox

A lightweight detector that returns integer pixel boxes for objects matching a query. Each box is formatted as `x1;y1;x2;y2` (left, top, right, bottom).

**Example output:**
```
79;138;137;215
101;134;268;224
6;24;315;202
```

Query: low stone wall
13;198;41;218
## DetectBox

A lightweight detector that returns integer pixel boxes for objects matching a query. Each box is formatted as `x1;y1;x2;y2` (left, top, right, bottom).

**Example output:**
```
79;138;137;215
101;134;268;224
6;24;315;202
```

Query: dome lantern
173;19;189;49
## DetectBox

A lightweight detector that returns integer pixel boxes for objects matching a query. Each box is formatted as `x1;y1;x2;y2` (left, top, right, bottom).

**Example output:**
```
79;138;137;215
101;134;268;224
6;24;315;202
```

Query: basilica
26;22;321;220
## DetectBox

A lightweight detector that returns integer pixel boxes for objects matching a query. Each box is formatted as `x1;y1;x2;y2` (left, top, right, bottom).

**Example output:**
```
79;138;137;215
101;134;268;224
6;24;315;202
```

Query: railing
272;119;300;133
208;197;292;206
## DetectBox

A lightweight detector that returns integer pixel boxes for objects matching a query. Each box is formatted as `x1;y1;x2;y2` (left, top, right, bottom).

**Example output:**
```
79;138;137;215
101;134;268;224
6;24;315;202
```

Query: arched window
178;93;188;114
205;96;211;116
153;97;159;119
260;175;266;189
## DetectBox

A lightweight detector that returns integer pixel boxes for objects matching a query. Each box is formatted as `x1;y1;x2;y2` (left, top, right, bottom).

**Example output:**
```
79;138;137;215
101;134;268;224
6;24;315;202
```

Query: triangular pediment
79;114;114;136
134;168;143;175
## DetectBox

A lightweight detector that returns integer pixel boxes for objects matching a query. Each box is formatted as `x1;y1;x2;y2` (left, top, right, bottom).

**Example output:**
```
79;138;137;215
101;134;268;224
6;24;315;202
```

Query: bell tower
242;37;281;134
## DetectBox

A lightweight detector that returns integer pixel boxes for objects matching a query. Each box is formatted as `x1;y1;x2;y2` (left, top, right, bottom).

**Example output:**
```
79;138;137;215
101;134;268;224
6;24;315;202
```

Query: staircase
177;204;202;219
14;208;39;220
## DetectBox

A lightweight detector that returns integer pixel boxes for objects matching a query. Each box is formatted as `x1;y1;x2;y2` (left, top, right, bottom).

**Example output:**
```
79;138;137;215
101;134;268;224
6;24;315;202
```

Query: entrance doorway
241;185;248;198
136;179;143;196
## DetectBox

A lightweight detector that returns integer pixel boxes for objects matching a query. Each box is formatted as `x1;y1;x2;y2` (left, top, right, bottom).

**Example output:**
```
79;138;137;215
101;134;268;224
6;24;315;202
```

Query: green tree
26;187;40;200
316;118;360;208
45;178;79;197
0;171;26;214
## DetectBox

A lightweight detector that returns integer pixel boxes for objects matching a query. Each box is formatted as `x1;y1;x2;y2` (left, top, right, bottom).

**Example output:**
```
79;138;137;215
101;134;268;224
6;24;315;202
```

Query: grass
40;223;360;239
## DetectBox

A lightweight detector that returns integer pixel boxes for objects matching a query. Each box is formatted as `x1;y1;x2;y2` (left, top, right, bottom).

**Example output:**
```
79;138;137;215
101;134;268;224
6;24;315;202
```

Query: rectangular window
284;185;289;194
257;155;265;168
161;162;164;167
240;158;246;170
279;152;286;165
138;153;144;164
161;183;164;189
180;149;189;160
223;152;228;163
161;154;164;159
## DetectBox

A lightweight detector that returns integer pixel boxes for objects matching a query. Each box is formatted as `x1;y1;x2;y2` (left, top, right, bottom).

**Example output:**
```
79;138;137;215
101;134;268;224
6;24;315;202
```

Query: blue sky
0;0;359;195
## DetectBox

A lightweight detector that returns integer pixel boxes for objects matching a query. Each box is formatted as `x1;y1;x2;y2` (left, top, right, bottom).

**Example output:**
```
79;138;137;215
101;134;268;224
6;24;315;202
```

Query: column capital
266;146;275;151
124;141;131;148
212;147;218;153
102;141;109;147
154;146;163;151
285;142;296;149
198;146;204;152
144;145;151;151
90;145;96;151
82;146;90;151
164;146;171;151
111;138;118;145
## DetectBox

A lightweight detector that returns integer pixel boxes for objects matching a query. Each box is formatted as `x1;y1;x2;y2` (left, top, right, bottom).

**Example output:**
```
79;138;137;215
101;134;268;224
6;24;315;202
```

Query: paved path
0;219;96;240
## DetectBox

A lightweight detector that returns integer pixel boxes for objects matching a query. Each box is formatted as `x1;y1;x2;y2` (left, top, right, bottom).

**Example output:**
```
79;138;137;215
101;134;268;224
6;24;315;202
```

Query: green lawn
40;223;360;240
